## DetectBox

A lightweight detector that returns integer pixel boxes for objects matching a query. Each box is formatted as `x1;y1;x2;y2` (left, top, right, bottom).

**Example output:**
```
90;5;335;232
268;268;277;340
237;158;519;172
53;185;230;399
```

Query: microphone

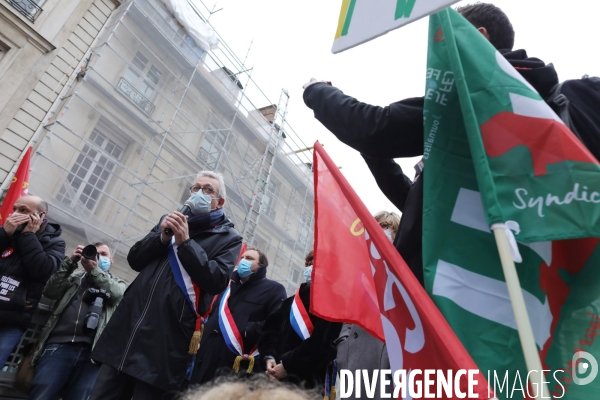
164;198;194;237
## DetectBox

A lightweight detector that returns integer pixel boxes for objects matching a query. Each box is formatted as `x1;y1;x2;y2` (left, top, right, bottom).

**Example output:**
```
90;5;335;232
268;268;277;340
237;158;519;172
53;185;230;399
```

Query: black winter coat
91;215;242;391
303;49;558;286
258;283;342;389
0;223;65;330
191;267;286;383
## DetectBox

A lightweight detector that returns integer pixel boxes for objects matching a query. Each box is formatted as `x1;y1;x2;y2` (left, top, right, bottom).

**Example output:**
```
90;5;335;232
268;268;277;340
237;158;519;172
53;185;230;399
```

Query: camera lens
81;244;98;260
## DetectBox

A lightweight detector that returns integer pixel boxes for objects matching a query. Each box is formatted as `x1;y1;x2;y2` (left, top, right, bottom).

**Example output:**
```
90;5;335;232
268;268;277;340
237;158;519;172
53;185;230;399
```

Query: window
57;130;123;212
7;0;44;22
197;124;226;169
117;52;161;115
123;52;162;99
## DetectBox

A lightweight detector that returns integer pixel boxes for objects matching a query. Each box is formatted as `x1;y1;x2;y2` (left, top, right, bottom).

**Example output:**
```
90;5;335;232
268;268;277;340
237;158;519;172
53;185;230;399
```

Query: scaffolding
0;0;317;389
27;0;315;290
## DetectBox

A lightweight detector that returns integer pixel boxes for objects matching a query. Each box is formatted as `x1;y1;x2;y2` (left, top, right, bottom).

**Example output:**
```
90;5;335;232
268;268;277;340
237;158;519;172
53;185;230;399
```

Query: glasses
190;185;219;197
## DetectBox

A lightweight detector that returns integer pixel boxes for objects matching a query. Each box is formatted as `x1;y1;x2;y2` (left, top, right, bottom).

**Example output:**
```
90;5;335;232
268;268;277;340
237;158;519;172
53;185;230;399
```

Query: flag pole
492;227;549;399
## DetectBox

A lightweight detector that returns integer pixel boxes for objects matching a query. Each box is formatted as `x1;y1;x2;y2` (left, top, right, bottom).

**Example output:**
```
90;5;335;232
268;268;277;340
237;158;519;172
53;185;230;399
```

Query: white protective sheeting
161;0;219;51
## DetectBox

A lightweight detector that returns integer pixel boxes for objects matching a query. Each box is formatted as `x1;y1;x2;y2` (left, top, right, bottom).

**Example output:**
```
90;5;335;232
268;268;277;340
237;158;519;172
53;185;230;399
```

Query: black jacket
303;49;558;285
258;283;342;389
90;215;242;391
0;222;65;330
361;155;413;213
191;266;287;383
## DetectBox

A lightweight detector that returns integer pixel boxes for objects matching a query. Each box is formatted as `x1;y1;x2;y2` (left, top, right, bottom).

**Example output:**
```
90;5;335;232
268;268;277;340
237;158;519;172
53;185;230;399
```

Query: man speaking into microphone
89;171;242;400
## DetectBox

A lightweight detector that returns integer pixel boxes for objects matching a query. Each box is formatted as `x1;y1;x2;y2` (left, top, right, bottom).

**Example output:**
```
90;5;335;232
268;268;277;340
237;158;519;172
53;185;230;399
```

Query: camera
82;288;111;334
81;244;98;260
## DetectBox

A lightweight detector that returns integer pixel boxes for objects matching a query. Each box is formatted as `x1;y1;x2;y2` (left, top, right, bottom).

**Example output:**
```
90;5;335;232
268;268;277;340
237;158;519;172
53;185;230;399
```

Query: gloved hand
302;78;331;89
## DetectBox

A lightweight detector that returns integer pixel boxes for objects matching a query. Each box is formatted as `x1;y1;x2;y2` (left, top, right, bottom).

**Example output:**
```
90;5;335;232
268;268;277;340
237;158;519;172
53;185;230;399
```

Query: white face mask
189;192;213;216
303;266;313;283
384;229;393;242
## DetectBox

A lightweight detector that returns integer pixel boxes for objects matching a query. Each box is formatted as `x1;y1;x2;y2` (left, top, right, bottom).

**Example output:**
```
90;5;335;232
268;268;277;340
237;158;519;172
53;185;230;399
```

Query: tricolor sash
168;238;215;354
218;285;259;373
290;287;313;340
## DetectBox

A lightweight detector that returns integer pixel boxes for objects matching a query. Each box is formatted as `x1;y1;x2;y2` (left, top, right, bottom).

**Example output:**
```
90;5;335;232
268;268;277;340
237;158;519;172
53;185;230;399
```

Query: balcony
115;77;156;117
8;0;43;22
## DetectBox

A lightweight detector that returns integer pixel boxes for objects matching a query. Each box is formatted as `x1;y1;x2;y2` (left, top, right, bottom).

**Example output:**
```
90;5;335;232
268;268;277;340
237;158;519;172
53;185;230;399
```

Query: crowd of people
1;170;398;399
1;2;597;399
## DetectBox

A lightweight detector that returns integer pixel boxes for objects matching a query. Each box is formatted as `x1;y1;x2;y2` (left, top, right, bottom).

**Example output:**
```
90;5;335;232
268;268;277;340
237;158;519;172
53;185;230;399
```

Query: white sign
332;0;459;53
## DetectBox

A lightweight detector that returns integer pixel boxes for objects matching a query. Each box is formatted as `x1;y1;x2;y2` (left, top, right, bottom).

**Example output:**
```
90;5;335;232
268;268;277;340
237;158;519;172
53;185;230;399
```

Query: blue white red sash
290;287;313;340
218;285;259;358
168;238;210;354
168;238;200;315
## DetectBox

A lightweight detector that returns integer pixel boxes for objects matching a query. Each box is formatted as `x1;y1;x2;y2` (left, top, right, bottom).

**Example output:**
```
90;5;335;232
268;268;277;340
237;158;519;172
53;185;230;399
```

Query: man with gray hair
90;171;242;400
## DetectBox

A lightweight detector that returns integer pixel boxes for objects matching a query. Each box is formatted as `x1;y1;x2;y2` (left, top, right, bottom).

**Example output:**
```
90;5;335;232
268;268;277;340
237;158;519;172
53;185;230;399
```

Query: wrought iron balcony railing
8;0;43;22
116;78;156;117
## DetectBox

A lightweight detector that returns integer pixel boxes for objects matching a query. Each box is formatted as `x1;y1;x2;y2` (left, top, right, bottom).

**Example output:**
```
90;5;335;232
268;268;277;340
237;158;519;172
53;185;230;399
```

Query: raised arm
43;256;78;300
361;154;413;212
303;82;424;158
127;218;169;272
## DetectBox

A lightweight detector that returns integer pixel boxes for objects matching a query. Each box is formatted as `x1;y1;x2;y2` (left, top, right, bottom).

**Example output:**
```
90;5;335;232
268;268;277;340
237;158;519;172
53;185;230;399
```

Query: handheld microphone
164;198;194;237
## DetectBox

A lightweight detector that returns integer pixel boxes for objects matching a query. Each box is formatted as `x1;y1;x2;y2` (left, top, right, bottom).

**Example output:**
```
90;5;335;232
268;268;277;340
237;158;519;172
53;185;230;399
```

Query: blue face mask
237;259;254;278
189;192;213;216
384;229;393;242
303;266;313;283
99;256;111;272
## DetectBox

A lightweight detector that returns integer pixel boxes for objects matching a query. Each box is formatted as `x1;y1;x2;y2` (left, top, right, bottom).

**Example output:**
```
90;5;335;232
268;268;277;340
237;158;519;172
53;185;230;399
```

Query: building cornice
0;2;55;53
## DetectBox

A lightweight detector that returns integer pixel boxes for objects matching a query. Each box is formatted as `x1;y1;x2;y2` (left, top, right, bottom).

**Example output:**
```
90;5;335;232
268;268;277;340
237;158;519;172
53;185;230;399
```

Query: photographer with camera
29;243;127;400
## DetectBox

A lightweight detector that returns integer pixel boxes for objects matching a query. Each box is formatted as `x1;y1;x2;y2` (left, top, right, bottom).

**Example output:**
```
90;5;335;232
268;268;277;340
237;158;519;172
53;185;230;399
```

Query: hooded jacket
191;266;287;383
303;49;558;285
0;222;65;330
90;214;242;391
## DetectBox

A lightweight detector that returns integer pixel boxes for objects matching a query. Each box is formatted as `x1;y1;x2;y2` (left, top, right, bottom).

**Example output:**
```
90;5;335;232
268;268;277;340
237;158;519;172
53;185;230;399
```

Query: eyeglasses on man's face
190;185;219;197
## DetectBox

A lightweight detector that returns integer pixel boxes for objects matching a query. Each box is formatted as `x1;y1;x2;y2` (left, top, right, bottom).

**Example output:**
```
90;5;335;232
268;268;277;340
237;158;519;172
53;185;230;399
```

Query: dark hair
456;3;515;50
247;247;268;267
305;251;314;267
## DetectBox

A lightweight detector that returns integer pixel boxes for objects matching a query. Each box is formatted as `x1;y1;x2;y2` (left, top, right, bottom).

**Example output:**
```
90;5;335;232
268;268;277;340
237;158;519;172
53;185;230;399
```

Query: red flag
312;141;492;398
0;147;32;226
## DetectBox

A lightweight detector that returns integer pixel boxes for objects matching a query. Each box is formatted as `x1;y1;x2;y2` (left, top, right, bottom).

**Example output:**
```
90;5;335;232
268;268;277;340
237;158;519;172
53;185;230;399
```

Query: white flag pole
492;226;549;399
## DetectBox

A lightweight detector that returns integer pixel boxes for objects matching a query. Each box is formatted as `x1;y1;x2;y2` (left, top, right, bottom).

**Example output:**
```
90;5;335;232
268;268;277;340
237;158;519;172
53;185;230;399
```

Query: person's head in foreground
180;375;321;400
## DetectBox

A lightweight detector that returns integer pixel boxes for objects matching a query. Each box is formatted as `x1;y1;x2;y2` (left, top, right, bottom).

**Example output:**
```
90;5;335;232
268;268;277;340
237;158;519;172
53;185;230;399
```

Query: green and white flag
332;0;459;53
423;8;600;399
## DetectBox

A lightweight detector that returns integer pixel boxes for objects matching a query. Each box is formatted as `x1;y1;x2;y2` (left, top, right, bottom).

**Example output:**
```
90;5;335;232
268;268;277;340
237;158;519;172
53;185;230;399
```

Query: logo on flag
311;141;493;398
